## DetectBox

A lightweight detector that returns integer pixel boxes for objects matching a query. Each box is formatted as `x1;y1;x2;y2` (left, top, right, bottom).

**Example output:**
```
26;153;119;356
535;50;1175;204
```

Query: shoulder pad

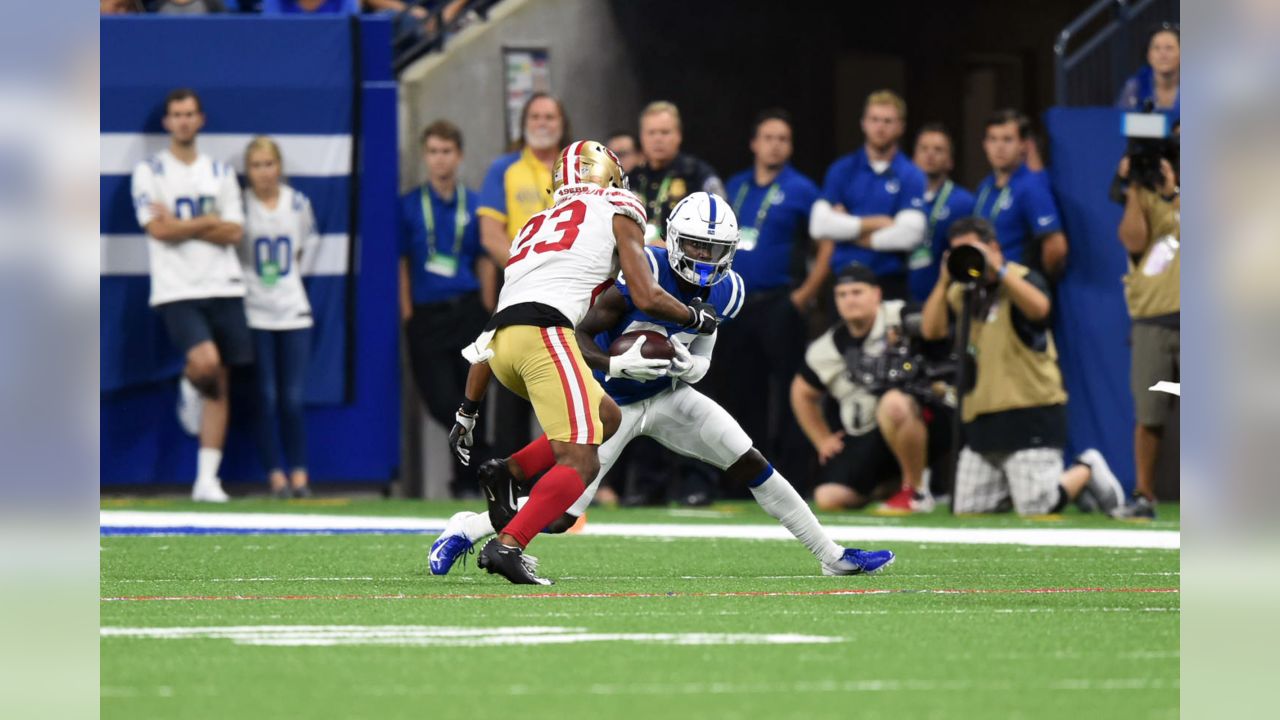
604;188;647;229
719;271;746;319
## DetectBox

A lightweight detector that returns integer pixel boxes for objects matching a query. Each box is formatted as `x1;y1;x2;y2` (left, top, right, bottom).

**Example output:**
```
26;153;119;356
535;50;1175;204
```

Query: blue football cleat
428;512;476;576
822;548;896;576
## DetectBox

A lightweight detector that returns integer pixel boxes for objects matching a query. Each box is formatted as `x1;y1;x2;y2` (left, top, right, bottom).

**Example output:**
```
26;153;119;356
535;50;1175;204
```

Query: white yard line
100;510;1179;549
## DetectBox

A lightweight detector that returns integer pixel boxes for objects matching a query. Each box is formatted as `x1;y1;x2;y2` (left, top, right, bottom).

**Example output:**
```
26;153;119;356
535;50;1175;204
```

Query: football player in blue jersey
430;192;895;580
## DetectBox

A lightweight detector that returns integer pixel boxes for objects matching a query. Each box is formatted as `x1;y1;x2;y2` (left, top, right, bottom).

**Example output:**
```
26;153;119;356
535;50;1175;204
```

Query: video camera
1121;108;1179;192
844;312;966;406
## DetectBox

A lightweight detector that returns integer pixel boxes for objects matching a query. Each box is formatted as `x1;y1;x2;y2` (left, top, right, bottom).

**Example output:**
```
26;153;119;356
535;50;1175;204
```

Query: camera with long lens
1118;108;1179;195
946;245;986;285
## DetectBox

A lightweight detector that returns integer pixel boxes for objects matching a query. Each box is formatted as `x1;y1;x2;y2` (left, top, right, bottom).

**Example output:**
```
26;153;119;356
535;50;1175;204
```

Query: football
608;330;676;360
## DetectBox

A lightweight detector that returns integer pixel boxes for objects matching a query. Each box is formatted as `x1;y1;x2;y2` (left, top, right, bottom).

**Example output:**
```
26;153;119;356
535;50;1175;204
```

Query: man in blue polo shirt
972;109;1068;277
399;120;495;497
909;123;976;301
809;90;927;300
703;109;822;485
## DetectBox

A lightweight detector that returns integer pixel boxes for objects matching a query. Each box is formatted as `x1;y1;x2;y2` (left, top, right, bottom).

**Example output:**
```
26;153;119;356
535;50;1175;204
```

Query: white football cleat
192;479;230;503
177;377;204;436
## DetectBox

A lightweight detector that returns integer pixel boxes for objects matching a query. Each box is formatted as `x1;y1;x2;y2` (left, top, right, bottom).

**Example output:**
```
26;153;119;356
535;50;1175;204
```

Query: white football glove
448;409;477;466
668;340;710;384
461;329;496;365
607;336;671;381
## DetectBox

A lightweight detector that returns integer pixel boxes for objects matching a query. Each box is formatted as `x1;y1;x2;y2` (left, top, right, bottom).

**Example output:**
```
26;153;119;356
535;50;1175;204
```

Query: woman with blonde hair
239;136;318;498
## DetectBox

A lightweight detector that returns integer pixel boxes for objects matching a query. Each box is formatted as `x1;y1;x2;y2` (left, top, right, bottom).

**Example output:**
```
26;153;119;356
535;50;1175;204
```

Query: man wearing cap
790;263;945;513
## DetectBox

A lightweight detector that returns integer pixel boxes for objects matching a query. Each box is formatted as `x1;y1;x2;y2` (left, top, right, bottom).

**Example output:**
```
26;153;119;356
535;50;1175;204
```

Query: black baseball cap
834;263;879;287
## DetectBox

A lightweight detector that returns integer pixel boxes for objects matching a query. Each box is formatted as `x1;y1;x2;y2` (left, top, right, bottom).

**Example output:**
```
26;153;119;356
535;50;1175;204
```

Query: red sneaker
875;486;935;515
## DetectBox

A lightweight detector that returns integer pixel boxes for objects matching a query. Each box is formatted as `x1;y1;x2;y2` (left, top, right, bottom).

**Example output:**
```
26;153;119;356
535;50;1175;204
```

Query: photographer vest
947;263;1066;423
803;300;905;437
1124;187;1180;321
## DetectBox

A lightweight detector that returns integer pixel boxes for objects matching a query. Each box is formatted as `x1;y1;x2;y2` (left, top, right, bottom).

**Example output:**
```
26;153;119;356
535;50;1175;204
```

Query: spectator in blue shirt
702;109;822;486
908;123;976;301
809;90;927;300
399;120;494;497
1117;24;1180;124
972;109;1068;277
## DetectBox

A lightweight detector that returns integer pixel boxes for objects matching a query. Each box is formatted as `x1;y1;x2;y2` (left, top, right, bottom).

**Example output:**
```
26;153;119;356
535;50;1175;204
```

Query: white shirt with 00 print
131;150;246;306
238;185;317;331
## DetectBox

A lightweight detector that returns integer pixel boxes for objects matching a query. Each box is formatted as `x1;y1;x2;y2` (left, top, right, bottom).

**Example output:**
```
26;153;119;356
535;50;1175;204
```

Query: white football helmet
665;191;739;287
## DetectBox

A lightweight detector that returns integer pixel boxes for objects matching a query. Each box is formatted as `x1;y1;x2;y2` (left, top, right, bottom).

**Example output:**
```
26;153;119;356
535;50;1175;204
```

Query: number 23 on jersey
506;199;588;267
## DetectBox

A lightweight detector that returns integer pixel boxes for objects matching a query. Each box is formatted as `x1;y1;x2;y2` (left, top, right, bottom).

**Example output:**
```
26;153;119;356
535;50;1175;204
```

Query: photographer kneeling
921;218;1126;516
791;264;950;513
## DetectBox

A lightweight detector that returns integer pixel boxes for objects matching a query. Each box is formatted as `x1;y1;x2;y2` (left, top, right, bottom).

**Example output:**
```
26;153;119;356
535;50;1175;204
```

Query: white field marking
345;677;1177;698
100;511;1180;549
664;509;739;519
102;570;1179;585
99;625;842;647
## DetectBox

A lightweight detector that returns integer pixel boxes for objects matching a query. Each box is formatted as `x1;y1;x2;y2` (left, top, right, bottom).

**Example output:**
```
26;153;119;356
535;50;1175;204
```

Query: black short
156;297;254;366
818;406;953;496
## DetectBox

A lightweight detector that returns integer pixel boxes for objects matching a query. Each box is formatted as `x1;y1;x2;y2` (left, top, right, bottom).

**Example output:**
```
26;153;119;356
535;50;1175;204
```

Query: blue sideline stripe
101;526;443;537
100;175;352;237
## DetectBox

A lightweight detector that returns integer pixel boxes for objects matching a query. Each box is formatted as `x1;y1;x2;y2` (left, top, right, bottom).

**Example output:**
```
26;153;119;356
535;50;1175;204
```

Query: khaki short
488;325;606;445
1131;322;1179;428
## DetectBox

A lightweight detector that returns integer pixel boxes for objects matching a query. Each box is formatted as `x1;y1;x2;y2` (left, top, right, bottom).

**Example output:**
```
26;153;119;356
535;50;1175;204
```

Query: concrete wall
398;0;641;193
396;0;639;498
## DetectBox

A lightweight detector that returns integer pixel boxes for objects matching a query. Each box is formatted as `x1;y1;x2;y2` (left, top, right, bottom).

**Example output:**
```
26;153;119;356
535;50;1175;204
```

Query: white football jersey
496;186;646;327
131;150;246;306
238;185;317;331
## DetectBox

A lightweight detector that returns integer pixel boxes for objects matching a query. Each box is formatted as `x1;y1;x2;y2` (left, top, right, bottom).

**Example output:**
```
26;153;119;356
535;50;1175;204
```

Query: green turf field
100;500;1179;719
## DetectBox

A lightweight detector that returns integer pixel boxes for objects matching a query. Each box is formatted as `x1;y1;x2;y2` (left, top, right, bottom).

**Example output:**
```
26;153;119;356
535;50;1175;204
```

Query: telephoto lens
947;244;986;284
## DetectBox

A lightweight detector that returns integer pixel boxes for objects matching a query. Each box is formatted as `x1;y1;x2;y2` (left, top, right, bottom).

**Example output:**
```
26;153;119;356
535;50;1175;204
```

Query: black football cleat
478;458;521;533
477;539;552;585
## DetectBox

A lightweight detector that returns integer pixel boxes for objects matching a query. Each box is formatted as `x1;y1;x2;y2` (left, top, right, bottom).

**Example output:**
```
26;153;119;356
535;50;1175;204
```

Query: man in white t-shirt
130;88;250;502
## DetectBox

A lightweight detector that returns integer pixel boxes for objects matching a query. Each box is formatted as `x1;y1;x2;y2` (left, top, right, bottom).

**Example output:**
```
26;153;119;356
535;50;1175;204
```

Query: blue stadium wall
1046;107;1145;493
100;16;400;487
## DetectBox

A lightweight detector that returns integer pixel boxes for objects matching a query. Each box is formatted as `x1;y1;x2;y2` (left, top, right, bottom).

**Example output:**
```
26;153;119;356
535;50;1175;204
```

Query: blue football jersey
594;246;746;405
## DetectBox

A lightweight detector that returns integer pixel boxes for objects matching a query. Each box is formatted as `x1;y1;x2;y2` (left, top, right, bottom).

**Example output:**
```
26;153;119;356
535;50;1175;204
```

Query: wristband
997;265;1010;281
459;398;481;416
684;305;698;329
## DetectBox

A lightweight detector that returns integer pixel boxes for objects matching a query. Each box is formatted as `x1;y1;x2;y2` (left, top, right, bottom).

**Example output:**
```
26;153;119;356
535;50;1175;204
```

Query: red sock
510;434;554;480
502;464;584;547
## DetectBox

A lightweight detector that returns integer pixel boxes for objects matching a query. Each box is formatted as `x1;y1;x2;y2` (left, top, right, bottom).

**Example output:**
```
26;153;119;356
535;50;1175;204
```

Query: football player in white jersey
430;193;896;579
447;141;720;584
130;88;249;503
239;137;318;499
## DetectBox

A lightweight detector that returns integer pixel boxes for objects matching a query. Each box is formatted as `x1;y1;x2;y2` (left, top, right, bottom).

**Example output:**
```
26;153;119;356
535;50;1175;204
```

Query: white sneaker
1078;449;1124;515
177;377;204;436
192;479;230;503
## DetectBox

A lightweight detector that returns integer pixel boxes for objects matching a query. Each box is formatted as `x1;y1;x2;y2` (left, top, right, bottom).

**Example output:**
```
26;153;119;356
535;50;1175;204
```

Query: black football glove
683;300;719;335
448;407;478;466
